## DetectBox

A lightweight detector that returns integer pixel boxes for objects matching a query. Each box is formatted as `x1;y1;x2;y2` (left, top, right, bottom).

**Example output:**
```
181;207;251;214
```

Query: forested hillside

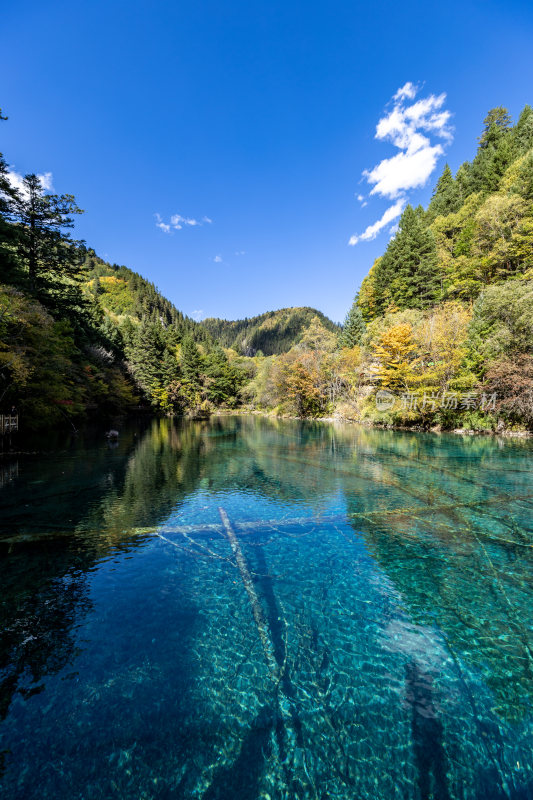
240;105;533;431
201;307;340;356
0;110;248;428
357;106;533;315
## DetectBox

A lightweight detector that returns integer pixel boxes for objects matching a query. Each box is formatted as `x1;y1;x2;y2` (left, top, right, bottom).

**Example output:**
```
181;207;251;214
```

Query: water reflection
0;416;532;798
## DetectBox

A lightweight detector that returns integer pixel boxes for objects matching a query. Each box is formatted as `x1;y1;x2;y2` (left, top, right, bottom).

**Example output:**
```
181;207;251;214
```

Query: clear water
1;416;532;799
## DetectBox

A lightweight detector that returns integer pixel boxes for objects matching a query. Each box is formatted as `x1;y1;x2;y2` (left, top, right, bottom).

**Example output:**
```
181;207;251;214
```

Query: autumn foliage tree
279;353;324;417
372;324;419;391
484;355;533;427
415;302;471;393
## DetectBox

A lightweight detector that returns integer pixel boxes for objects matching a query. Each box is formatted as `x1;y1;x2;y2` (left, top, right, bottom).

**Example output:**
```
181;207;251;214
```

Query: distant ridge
201;307;340;356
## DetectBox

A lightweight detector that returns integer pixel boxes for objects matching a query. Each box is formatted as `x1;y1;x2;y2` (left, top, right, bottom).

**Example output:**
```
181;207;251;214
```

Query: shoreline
1;408;531;452
215;408;533;438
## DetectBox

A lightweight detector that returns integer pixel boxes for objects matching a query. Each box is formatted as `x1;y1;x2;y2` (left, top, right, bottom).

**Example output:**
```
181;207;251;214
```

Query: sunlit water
1;416;532;799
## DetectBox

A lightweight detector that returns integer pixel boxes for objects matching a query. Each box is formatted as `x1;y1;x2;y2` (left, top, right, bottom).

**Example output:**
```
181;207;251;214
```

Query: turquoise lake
0;415;532;799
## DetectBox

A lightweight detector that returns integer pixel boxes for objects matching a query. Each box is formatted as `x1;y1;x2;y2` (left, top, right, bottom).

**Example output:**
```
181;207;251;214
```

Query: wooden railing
0;415;18;435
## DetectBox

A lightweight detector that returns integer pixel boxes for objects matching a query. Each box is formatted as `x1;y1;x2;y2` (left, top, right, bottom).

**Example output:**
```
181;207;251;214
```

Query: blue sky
2;0;533;323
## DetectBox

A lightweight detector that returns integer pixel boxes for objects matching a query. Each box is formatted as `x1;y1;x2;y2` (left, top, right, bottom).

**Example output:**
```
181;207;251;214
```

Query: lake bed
1;416;532;799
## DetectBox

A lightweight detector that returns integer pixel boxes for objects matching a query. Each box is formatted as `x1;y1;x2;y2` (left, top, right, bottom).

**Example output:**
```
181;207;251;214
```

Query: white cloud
234;250;246;256
154;213;171;233
155;212;212;233
394;81;417;102
349;82;453;245
349;198;406;245
213;255;223;263
369;85;452;200
364;143;444;199
7;169;54;195
39;172;53;191
171;214;200;228
191;309;204;321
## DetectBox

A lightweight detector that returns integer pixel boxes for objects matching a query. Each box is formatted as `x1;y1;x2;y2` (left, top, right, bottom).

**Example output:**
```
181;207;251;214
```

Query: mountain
201;307;340;356
83;250;209;343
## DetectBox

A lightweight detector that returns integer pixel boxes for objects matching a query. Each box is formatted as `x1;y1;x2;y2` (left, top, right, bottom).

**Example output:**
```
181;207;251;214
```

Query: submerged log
218;507;278;679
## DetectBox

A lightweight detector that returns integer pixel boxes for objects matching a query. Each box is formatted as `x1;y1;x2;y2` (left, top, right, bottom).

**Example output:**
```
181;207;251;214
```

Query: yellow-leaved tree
415;302;472;393
372;323;419;391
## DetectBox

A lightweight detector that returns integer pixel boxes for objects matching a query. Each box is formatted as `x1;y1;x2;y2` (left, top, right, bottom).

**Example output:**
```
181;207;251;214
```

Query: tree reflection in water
0;416;531;797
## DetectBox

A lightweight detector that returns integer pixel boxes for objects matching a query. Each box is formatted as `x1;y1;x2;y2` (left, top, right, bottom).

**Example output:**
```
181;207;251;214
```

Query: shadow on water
202;705;274;800
251;545;305;751
405;660;450;800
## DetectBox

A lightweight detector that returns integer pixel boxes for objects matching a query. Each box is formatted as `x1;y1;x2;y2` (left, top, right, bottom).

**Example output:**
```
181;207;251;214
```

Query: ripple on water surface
0;416;532;799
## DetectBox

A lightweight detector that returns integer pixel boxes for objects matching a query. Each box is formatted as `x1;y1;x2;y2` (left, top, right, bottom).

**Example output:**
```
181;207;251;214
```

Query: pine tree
478;107;512;146
469;107;514;193
427;164;462;219
513;105;533;155
372;206;441;313
0;109;13;208
178;336;204;408
394;206;441;309
125;319;167;396
372;242;397;316
4;173;85;311
455;162;473;198
0;109;23;282
203;347;242;405
180;336;202;385
341;300;366;347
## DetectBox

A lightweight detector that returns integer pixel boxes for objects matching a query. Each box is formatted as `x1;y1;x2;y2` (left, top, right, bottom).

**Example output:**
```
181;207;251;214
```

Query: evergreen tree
372;206;441;313
126;319;167;396
393;206;441;309
478;107;512;146
178;336;204;408
203;347;243;405
455;162;473;198
161;340;180;385
0;109;13;209
427;164;462;219
93;275;102;296
99;316;123;351
513;105;533;155
341;299;366;347
180;336;203;386
0;109;22;282
469;107;514;193
4;173;85;310
372;243;397;316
